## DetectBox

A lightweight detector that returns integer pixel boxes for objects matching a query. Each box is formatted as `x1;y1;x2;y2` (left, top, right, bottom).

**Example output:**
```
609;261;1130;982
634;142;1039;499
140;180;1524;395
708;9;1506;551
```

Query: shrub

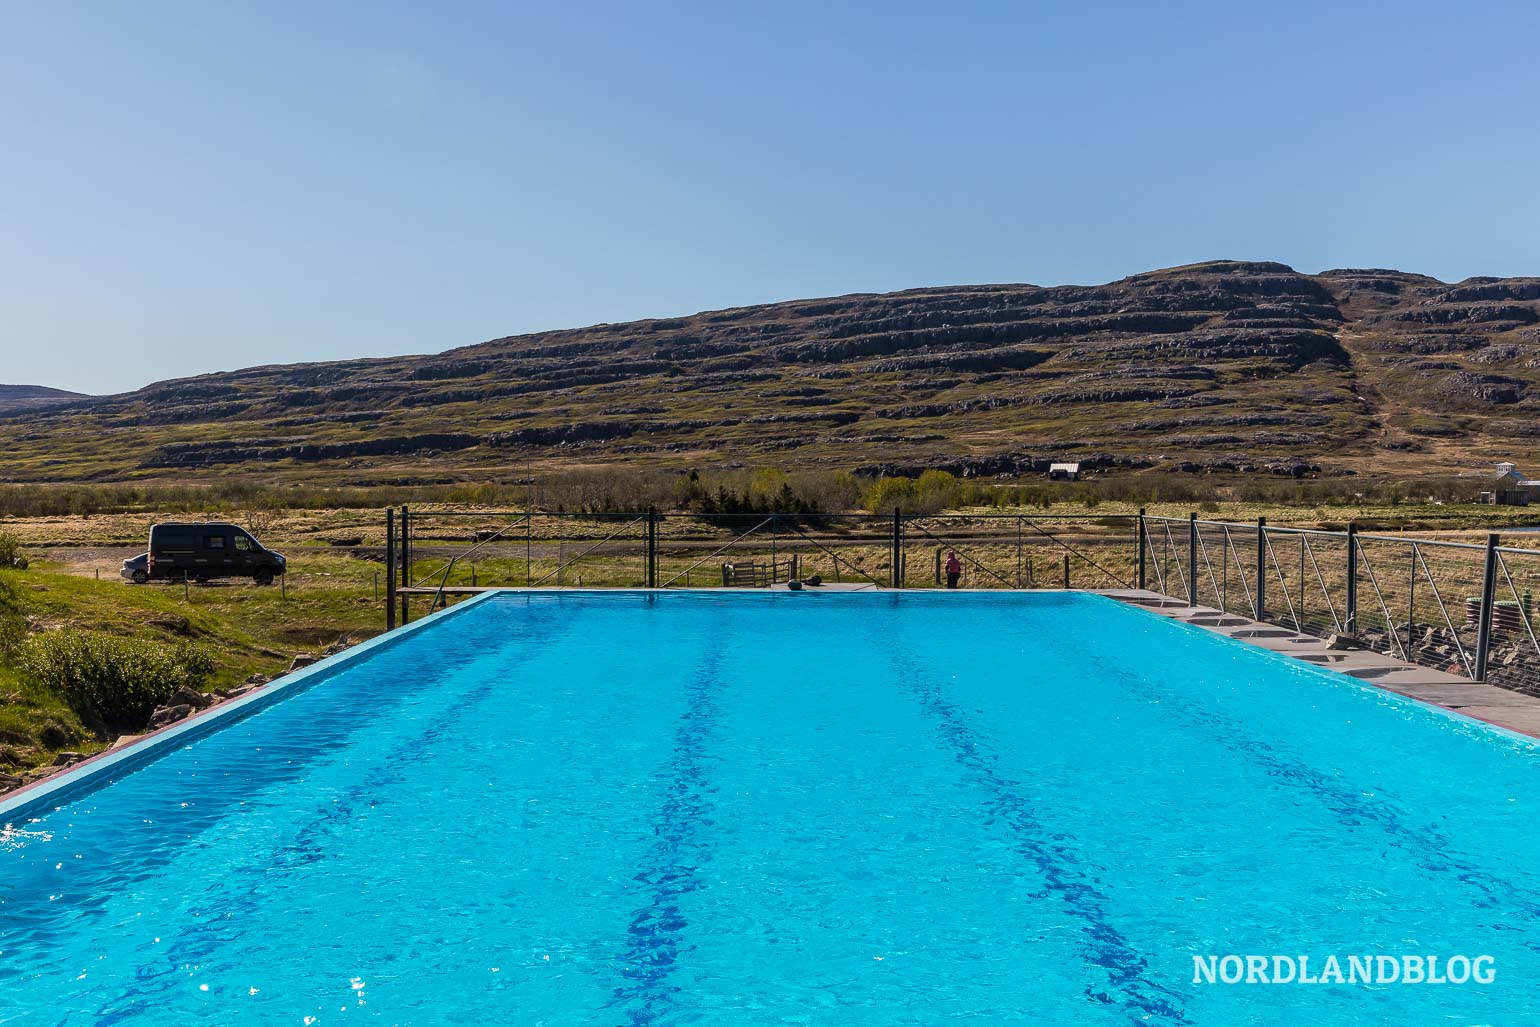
20;630;216;733
0;574;24;656
0;529;25;569
862;475;955;515
863;476;914;512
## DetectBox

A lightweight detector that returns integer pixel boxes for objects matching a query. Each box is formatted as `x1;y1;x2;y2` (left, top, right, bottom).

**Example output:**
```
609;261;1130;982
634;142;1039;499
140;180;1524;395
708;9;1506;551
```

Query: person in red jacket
945;550;962;589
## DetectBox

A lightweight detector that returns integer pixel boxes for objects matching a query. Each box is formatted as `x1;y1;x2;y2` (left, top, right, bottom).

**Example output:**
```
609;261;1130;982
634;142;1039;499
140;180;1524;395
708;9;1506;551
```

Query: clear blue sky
5;2;1539;394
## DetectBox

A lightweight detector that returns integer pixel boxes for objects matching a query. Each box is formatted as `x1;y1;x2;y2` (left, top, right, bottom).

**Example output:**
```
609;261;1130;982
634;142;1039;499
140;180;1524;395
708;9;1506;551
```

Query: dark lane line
608;628;728;1026
1088;649;1540;936
886;640;1193;1027
83;608;580;1025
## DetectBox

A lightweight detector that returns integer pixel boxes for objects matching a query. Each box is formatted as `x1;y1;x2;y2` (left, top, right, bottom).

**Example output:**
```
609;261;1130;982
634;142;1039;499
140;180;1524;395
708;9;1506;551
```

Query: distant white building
1048;461;1081;481
1481;461;1540;505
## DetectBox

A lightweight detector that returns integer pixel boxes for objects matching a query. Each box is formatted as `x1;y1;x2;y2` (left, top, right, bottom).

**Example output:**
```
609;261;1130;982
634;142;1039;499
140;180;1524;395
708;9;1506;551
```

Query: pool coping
1097;588;1540;744
0;587;506;826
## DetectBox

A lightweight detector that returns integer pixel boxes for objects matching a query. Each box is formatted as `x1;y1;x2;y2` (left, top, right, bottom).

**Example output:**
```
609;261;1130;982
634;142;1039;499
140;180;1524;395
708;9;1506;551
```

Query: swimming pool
4;590;1539;1025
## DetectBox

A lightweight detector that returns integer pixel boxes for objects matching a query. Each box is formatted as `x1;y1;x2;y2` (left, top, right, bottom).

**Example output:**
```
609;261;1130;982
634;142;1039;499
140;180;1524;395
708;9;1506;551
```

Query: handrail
1353;545;1410;661
1356;533;1491;551
1495;551;1540;659
782;521;886;587
1014;515;1135;588
528;514;647;587
414;513;530;588
1300;534;1345;633
425;513;531;607
658;517;776;587
1262;531;1302;632
1159;520;1189;602
1192;525;1223;610
903;519;1017;588
1411;542;1474;678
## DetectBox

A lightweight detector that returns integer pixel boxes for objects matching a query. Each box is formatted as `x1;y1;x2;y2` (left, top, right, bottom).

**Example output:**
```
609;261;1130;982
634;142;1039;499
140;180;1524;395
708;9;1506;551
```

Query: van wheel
254;567;274;586
131;569;149;585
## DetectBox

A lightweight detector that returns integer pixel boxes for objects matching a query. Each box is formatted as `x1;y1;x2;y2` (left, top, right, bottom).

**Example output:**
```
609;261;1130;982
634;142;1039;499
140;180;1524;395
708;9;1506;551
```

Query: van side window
234;535;253;552
205;535;226;550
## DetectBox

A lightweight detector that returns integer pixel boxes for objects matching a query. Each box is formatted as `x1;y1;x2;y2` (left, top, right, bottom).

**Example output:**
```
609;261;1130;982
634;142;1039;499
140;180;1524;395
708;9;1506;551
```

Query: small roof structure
1492;461;1540;484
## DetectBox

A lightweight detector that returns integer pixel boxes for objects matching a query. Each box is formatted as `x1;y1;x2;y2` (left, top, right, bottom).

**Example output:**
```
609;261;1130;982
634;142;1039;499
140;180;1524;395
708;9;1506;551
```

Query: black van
130;522;286;585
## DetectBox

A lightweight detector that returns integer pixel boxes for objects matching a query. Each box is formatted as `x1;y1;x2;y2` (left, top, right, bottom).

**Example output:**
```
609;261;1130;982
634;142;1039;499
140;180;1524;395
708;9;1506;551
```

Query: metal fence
380;506;1540;694
384;507;1137;620
1141;515;1540;694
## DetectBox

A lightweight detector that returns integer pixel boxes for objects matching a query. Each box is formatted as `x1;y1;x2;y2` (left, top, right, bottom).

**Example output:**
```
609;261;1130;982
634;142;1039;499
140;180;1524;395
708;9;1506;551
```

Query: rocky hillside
3;260;1537;484
0;384;88;415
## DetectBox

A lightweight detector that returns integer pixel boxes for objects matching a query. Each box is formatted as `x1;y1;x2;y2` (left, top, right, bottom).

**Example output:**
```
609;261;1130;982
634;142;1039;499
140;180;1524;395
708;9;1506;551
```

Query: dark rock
144;433;484;469
171;685;213;710
147;705;193;729
51;751;88;767
1431;371;1525;405
288;654;318;673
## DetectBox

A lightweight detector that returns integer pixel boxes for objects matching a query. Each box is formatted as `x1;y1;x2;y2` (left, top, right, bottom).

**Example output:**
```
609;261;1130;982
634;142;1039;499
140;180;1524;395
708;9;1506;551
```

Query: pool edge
0;588;506;826
1091;590;1540;749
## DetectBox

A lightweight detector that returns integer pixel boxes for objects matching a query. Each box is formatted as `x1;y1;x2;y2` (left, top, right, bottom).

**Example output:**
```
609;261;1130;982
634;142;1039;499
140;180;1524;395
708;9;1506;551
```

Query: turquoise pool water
4;591;1539;1025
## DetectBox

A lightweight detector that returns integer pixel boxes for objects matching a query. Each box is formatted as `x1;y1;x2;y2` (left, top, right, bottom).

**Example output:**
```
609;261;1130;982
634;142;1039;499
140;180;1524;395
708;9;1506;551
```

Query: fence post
646;506;657;588
1136;508;1147;591
1188;512;1199;607
1017;516;1024;588
771;514;778;581
399;505;410;625
1345;522;1357;635
385;508;396;631
1476;532;1500;681
1256;516;1267;620
892;508;903;589
1062;553;1070;589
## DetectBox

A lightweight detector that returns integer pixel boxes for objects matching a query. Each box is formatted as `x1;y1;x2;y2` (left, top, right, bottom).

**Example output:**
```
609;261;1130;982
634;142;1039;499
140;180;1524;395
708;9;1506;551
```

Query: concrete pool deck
1101;588;1540;741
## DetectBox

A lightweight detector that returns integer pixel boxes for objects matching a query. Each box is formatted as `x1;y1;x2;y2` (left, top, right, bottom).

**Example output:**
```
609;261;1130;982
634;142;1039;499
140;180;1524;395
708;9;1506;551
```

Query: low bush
0;575;23;656
0;529;25;569
20;630;216;734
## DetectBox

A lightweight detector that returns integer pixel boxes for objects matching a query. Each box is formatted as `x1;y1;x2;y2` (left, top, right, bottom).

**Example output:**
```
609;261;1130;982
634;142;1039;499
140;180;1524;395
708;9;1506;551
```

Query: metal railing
380;505;1540;694
1141;515;1540;693
384;507;1139;621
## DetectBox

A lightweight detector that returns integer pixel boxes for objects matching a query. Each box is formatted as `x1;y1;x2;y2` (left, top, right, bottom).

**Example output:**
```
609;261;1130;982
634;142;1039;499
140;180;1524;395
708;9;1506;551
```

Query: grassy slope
0;548;384;784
